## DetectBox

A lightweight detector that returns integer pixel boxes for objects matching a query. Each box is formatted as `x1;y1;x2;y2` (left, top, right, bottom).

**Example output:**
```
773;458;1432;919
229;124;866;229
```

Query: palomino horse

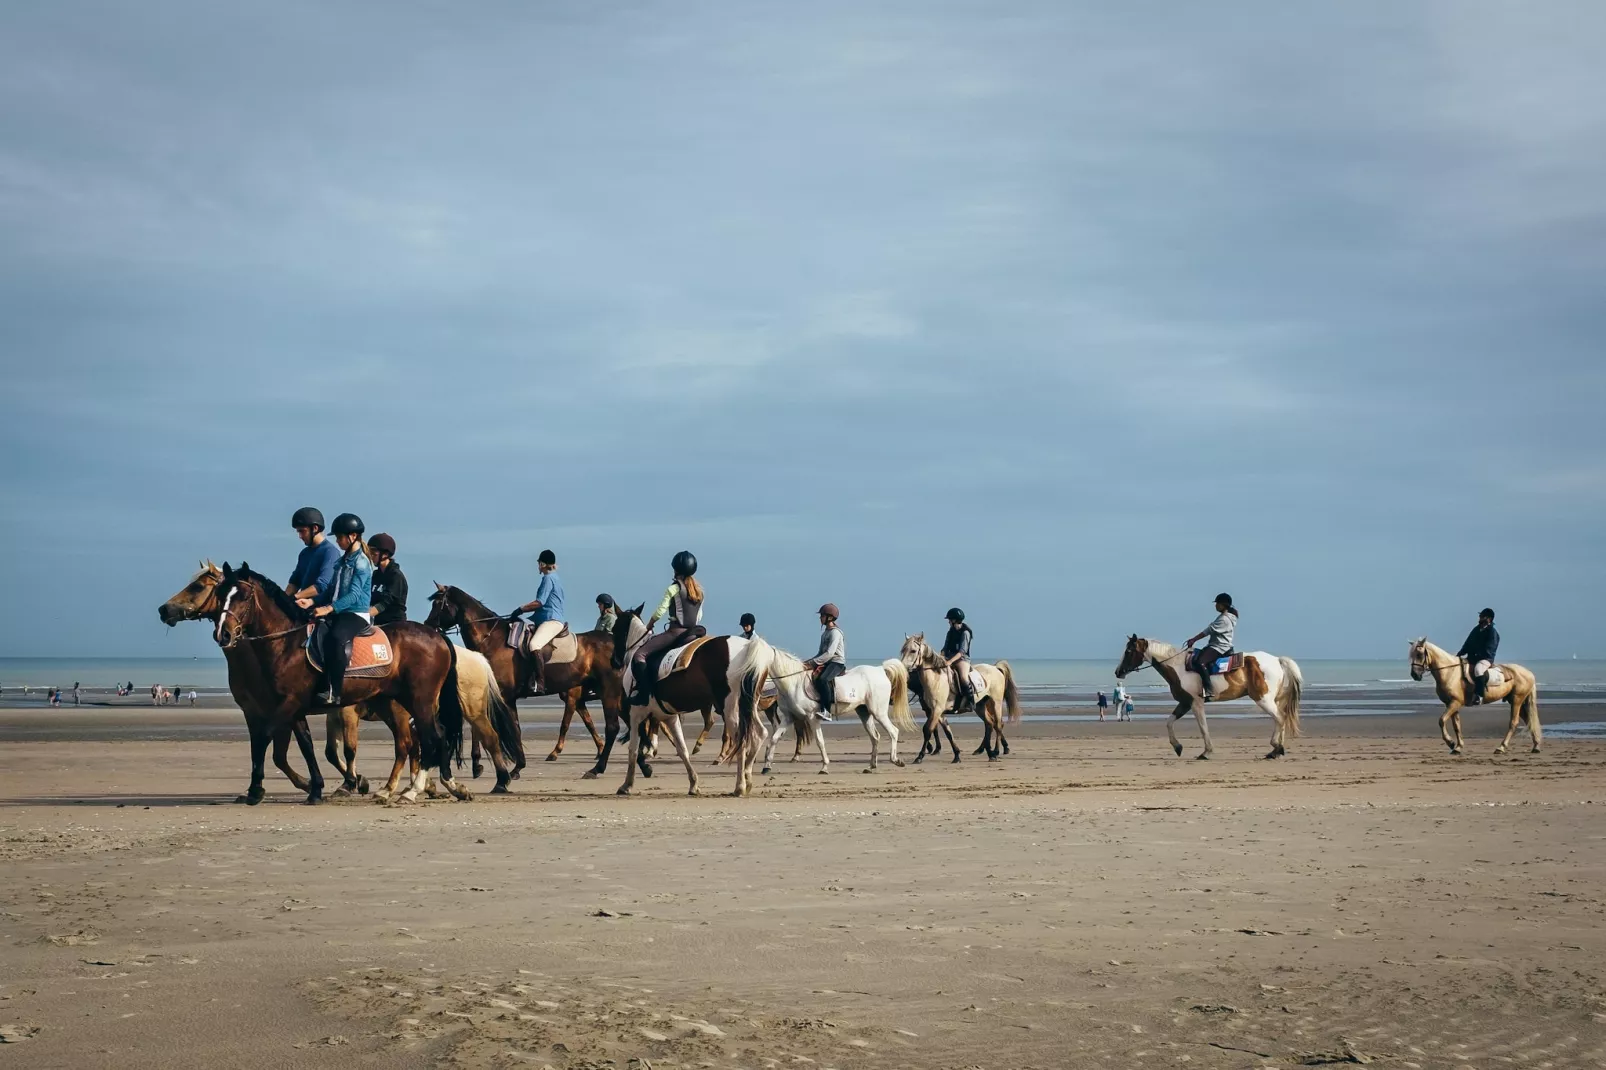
207;563;519;803
723;637;913;791
1114;636;1303;759
1410;638;1541;755
424;583;649;781
161;563;433;802
898;634;1020;761
609;605;744;796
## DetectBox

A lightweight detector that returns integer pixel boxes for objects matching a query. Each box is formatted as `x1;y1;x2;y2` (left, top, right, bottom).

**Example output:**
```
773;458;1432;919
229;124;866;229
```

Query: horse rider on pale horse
1457;607;1500;706
1185;593;1238;699
512;548;566;695
942;607;975;710
804;603;845;719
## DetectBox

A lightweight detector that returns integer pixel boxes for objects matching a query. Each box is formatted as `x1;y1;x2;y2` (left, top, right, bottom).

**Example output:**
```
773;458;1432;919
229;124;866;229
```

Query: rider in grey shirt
804;603;846;715
1186;592;1238;698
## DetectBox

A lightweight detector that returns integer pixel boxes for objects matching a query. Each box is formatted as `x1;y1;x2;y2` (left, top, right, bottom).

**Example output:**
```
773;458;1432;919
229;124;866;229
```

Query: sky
2;1;1603;661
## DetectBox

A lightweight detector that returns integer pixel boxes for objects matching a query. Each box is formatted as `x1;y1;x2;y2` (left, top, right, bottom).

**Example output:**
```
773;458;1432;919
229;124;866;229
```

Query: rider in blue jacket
308;513;372;707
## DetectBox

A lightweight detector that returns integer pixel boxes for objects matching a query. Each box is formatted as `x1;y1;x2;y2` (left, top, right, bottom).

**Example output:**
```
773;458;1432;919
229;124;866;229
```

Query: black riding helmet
672;550;697;577
1215;592;1233;607
739;612;756;627
538;549;557;566
946;607;965;623
597;593;615;608
291;506;324;530
330;513;365;536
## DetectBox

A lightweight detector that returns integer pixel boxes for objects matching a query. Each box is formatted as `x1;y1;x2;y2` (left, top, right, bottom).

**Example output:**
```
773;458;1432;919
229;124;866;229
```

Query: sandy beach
2;704;1604;1070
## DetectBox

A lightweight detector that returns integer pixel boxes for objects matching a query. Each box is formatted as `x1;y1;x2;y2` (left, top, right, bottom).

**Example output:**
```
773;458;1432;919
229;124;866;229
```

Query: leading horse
1410;638;1540;755
425;583;647;780
204;563;517;803
1114;635;1303;759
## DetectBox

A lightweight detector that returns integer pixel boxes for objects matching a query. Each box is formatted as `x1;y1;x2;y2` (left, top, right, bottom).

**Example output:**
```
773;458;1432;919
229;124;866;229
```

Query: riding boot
1471;673;1488;706
1197;657;1213;700
530;652;546;697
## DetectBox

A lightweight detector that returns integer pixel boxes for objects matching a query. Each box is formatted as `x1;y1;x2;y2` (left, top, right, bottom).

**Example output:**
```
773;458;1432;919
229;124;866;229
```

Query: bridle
213;582;305;649
1117;640;1190;679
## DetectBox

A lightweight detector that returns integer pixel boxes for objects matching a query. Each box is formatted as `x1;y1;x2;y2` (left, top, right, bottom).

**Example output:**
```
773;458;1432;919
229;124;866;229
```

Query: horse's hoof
357;777;370;795
581;769;601;780
687;788;700;797
330;786;351;799
545;752;560;762
951;755;961;764
234;794;250;804
987;755;999;763
760;766;772;775
616;786;633;797
1172;743;1184;757
511;767;523;779
1531;746;1541;754
1494;746;1507;755
491;783;510;794
892;759;906;767
912;754;925;765
456;789;475;802
691;743;703;755
862;767;876;774
305;794;325;806
640;764;654;779
1195;753;1210;761
817;768;829;775
472;763;486;779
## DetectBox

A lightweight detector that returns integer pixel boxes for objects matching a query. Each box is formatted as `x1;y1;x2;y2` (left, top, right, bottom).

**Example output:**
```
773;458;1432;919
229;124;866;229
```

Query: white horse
1115;635;1303;759
724;637;914;797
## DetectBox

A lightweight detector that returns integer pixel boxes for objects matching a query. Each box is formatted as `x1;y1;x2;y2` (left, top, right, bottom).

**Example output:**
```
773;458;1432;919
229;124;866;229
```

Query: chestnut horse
425;584;647;781
1410;638;1540;755
609;604;743;796
207;563;518;803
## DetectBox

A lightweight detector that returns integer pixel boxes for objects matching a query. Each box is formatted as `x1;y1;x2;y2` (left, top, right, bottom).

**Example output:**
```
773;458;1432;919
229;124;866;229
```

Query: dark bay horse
205;563;518;802
426;584;643;780
609;604;741;796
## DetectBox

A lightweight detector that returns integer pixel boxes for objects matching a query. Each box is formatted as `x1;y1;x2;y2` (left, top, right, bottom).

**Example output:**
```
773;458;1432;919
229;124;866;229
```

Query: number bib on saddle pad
305;625;395;679
831;672;867;708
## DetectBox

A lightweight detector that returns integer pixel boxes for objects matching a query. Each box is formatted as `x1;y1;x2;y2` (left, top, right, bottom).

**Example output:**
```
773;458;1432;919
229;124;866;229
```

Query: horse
425;583;651;781
608;604;747;796
898;634;1020;761
1114;635;1303;759
162;563;433;801
1409;638;1541;755
205;563;518;803
723;638;913;791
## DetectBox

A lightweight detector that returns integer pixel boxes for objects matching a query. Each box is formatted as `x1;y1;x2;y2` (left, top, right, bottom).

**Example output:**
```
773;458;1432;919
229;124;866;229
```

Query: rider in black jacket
1456;608;1500;705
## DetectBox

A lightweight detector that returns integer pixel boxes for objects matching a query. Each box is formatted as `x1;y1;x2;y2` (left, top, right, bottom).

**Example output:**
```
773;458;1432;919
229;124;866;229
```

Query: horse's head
610;603;648;670
1408;637;1430;681
159;560;224;626
1114;634;1149;679
212;562;300;649
425;582;461;631
899;633;933;671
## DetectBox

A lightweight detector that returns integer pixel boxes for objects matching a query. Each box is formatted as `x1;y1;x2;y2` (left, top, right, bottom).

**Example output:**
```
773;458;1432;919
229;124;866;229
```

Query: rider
286;506;341;606
307;513;373;708
942;608;974;710
366;533;409;626
804;604;845;714
1457;607;1500;706
629;551;705;707
739;612;757;640
1185;593;1238;699
513;549;566;695
594;593;617;635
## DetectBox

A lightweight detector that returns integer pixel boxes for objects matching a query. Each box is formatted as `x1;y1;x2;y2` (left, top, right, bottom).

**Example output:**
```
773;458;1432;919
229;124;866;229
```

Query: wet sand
2;708;1604;1069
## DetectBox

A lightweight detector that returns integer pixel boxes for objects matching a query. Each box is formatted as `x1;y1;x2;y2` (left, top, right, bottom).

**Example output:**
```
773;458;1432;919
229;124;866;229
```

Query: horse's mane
232;566;306;622
447;584;496;616
768;644;807;678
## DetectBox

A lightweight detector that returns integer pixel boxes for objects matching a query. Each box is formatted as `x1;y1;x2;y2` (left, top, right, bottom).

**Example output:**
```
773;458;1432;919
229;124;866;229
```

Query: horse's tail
456;647;520;765
882;659;915;731
996;659;1022;723
723;637;773;765
1277;656;1303;737
434;641;466;769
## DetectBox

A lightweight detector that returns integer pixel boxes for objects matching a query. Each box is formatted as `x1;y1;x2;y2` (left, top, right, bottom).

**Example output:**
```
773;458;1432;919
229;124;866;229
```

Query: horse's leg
941;714;961;763
1257;695;1287;759
760;717;782;776
1437;701;1460;753
324;709;348;784
879;705;904;768
1495;694;1522;755
375;704;409;802
239;719;270;804
575;693;604;755
344;707;368;794
470;732;484;779
814;721;830;773
548;692;578;761
271;725;313;792
1167;701;1189;756
913;710;933;765
1192;699;1213;759
662;714;700;796
617;704;646;795
291;718;326;803
862;710;880;772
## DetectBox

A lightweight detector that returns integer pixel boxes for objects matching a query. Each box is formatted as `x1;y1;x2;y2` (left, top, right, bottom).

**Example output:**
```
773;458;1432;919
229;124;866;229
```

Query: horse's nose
158;604;172;625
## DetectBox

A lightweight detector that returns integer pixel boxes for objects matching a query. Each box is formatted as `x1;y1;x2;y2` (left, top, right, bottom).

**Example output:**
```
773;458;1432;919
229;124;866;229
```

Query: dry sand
2;708;1604;1069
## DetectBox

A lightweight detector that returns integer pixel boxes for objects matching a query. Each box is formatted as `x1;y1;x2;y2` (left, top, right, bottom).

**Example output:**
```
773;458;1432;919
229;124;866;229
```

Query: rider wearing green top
628;551;706;706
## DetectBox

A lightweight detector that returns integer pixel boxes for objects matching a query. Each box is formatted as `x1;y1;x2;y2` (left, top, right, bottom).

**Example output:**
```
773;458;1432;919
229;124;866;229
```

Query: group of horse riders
282;506;1507;718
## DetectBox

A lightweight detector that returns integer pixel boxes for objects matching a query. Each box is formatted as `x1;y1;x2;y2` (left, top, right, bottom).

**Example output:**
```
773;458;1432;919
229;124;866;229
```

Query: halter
1120;642;1191;677
213;583;306;649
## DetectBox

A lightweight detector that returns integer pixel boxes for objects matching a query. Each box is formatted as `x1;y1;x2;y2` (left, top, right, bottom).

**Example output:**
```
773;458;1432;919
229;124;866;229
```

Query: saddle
1461;659;1505;689
1209;651;1244;675
947;666;986;711
660;634;716;680
306;623;395;679
507;621;579;664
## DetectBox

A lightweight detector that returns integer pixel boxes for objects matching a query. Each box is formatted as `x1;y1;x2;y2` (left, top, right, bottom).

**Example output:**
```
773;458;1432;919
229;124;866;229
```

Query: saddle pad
661;634;718;679
832;672;867;708
1213;653;1245;674
546;628;578;665
968;669;987;695
305;626;394;679
1465;664;1506;688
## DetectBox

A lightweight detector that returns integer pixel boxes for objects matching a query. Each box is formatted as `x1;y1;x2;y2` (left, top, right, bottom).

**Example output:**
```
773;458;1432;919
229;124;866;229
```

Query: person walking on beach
72;681;81;706
1122;696;1134;721
366;533;409;626
1456;608;1500;706
1097;690;1109;721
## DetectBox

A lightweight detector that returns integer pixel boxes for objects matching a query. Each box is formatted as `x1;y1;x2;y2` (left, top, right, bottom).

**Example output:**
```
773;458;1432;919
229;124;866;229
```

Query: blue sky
2;2;1603;660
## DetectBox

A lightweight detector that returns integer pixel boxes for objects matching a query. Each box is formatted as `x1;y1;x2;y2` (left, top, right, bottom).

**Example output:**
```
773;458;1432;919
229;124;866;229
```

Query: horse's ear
434;581;446;592
222;562;233;579
632;603;645;616
239;561;249;574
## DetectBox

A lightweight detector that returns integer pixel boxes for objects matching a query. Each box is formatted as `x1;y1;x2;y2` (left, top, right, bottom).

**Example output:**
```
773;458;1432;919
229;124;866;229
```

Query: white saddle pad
545;630;578;665
832;673;866;708
968;669;987;695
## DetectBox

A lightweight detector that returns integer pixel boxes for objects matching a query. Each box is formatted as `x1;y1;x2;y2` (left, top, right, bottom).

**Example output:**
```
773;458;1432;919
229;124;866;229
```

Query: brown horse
610;604;740;796
425;584;647;780
162;563;438;802
207;563;518;803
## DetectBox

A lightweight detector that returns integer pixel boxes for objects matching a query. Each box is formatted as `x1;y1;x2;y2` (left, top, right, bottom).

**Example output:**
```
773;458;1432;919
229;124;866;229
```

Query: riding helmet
368;533;396;556
1215;592;1233;607
291;506;325;530
1480;607;1495;620
946;607;965;623
739;612;756;627
597;593;615;608
538;549;557;566
671;550;697;577
330;512;365;536
818;603;840;621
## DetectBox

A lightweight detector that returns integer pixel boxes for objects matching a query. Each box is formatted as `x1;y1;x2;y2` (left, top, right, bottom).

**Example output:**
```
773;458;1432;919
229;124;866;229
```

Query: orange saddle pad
305;626;396;679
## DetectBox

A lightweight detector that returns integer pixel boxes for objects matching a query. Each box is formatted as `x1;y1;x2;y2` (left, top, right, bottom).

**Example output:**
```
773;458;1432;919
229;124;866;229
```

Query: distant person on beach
1112;682;1126;714
188;690;198;706
1097;690;1109;721
1122;697;1134;721
366;533;409;625
1457;608;1500;706
739;612;756;639
72;682;80;706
